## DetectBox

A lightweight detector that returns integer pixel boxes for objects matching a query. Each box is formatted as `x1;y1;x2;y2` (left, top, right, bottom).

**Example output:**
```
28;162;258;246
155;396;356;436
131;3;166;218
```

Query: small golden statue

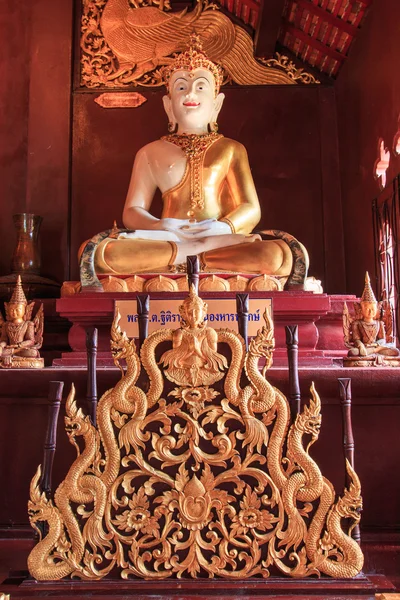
343;272;400;367
160;285;228;388
0;275;44;369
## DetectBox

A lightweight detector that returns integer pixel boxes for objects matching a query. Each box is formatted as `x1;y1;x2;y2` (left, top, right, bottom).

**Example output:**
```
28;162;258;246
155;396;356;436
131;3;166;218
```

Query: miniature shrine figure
160;285;228;387
80;35;309;291
343;272;400;367
0;275;44;369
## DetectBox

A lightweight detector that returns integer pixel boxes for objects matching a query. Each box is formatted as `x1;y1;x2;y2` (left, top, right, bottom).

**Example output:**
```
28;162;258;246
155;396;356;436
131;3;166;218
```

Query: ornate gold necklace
161;132;223;217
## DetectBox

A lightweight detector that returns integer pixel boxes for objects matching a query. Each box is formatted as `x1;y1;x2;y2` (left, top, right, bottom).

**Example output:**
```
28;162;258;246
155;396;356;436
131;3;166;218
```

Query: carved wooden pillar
187;255;200;293
40;381;64;497
285;325;301;420
236;293;249;350
86;327;98;426
338;377;361;545
137;294;150;349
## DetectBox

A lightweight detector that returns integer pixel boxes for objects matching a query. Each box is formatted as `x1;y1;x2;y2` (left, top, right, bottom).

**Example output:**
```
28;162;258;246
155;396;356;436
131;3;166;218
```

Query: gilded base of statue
0;355;44;369
63;273;287;295
343;356;400;368
63;273;323;296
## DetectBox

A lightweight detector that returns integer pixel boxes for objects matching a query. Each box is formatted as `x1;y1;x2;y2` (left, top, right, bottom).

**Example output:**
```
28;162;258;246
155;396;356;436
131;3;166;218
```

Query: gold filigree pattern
28;288;363;580
80;0;318;89
161;133;222;216
258;54;320;85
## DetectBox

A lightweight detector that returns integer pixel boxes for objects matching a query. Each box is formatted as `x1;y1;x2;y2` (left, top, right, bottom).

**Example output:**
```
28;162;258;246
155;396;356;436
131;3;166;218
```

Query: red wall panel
335;1;400;294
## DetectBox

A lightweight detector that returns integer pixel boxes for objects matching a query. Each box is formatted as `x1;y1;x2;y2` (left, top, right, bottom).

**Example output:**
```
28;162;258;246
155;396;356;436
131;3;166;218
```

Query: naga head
111;310;138;370
249;309;275;370
28;466;53;536
296;383;321;447
336;459;363;524
64;384;92;445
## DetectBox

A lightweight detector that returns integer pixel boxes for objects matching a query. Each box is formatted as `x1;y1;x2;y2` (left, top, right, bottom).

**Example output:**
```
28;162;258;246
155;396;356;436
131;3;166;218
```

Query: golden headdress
179;284;207;324
361;272;377;303
9;275;27;305
162;34;224;97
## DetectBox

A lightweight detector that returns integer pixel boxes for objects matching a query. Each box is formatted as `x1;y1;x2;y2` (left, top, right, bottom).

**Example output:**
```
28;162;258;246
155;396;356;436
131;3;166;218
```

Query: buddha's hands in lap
157;218;193;233
169;219;232;240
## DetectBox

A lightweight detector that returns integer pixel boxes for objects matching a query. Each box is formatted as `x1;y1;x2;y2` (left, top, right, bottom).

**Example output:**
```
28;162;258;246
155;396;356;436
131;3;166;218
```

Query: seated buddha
81;36;308;289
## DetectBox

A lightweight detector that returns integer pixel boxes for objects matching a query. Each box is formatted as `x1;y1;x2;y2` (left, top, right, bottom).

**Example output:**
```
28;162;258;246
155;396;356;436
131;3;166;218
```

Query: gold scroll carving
28;287;363;580
80;0;320;89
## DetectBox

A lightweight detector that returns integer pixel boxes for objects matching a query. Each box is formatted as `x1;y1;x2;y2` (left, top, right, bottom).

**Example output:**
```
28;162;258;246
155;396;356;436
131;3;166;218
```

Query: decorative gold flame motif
80;0;320;88
28;289;363;580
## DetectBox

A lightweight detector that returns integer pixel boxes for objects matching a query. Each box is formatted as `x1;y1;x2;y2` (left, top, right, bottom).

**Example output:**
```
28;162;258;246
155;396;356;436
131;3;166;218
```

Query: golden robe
94;137;292;276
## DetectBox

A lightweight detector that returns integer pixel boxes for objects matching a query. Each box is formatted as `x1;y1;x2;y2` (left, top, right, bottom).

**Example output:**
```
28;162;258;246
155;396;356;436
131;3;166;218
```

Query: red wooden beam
281;20;346;63
275;40;334;84
235;0;261;12
255;0;287;57
294;0;358;36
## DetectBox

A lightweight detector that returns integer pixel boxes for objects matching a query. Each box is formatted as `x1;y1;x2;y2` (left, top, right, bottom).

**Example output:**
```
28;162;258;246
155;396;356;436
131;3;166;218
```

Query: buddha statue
343;272;400;366
0;275;44;368
80;35;308;291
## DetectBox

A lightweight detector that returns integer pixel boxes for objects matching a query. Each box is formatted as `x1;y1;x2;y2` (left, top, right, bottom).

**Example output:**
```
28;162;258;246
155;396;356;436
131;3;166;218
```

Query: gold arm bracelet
168;241;178;266
220;217;236;234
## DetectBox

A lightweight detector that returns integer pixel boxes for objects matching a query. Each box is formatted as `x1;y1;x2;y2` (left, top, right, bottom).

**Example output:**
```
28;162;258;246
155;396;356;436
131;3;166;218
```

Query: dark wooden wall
0;0;72;284
0;0;346;294
0;3;31;278
335;0;400;295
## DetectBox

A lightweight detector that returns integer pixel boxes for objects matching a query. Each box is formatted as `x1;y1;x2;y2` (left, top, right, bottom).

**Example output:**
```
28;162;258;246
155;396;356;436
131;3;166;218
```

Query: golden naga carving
28;288;363;580
343;272;400;367
80;0;319;88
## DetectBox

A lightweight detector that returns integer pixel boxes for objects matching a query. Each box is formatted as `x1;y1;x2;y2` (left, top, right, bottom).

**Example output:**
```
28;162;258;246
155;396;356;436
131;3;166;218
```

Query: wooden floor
0;535;399;600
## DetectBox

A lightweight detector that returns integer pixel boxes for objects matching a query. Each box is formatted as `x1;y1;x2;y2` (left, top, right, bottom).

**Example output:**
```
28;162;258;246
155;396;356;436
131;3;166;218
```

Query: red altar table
54;291;355;367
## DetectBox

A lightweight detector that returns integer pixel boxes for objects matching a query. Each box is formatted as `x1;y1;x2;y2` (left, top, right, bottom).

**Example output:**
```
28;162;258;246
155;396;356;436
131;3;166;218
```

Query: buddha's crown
162;34;224;97
361;272;377;303
9;275;27;305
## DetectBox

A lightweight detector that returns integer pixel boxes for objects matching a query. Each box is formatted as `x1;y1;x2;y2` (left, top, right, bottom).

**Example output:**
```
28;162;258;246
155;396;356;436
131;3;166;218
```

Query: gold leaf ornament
28;287;363;580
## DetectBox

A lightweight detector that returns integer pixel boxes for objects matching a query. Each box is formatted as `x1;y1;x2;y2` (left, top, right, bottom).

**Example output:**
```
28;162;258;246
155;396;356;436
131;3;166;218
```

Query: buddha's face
163;68;224;133
361;301;377;321
7;302;26;322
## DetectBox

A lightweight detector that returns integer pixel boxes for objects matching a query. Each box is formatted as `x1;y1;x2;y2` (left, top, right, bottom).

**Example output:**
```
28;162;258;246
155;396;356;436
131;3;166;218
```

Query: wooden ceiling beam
274;40;334;85
294;0;358;36
255;0;287;57
282;21;346;63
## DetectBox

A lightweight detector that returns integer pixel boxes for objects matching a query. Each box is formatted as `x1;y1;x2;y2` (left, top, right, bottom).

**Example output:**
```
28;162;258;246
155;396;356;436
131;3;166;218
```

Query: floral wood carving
28;287;363;580
80;0;319;89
